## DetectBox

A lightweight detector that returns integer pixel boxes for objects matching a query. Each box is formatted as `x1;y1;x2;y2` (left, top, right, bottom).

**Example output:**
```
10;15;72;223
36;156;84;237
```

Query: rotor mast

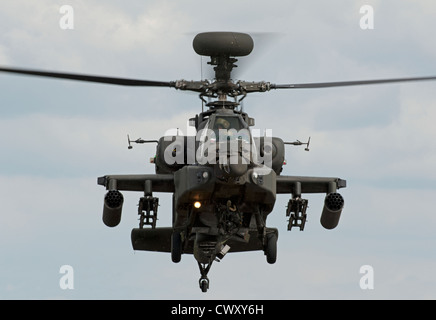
191;32;254;107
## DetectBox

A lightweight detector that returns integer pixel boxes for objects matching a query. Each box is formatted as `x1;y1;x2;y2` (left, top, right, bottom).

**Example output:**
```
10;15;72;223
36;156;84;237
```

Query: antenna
201;55;204;81
201;56;204;113
128;134;133;149
284;137;311;151
127;134;158;149
305;137;311;151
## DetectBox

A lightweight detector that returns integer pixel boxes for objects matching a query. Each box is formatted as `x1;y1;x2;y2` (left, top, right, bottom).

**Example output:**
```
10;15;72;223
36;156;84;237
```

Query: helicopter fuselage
153;107;280;264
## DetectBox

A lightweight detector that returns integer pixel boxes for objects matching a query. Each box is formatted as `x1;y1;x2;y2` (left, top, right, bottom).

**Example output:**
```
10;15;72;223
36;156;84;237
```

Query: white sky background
0;0;436;299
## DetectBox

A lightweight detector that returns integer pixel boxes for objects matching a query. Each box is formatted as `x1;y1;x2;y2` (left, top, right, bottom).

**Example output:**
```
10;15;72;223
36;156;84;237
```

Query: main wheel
265;233;277;264
171;232;182;263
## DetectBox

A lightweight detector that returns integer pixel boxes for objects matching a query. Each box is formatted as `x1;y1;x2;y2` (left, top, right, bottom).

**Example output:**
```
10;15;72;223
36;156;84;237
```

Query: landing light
194;201;202;209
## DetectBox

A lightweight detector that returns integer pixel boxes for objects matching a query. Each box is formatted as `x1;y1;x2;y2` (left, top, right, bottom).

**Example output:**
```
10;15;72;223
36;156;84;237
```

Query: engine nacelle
320;193;344;230
155;136;195;174
102;190;124;227
253;136;285;175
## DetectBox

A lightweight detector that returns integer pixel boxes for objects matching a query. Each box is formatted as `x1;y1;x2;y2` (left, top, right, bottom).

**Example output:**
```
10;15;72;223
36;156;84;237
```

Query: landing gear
199;277;209;293
254;209;278;264
198;262;212;293
265;232;277;264
171;232;182;263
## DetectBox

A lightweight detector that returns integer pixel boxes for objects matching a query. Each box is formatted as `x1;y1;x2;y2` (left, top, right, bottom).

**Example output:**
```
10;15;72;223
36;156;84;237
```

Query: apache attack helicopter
1;32;436;292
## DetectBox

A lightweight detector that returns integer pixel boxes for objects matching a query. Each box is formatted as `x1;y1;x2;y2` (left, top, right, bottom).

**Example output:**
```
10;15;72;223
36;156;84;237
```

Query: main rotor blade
0;66;173;87
272;76;436;89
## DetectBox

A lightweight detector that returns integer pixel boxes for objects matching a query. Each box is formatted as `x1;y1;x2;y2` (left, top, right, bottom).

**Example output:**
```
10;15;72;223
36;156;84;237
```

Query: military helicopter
1;32;436;293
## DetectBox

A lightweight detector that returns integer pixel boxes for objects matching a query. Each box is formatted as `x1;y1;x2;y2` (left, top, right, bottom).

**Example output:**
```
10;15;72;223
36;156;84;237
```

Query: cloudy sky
1;0;436;299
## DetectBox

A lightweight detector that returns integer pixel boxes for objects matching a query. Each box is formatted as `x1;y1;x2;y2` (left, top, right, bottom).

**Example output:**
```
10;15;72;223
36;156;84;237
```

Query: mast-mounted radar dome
193;32;254;57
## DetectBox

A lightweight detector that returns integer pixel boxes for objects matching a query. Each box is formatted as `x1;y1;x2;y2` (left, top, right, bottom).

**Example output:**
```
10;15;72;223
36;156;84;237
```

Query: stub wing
97;174;175;193
276;175;346;230
97;173;346;195
276;175;346;195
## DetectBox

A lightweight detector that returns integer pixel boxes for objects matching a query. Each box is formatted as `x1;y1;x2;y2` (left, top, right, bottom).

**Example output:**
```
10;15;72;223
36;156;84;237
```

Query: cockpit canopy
154;112;284;175
208;114;251;143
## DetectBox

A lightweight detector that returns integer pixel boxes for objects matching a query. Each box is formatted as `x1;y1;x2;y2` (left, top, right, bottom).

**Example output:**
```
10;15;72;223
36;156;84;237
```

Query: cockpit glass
213;117;241;131
211;116;250;142
197;115;257;164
